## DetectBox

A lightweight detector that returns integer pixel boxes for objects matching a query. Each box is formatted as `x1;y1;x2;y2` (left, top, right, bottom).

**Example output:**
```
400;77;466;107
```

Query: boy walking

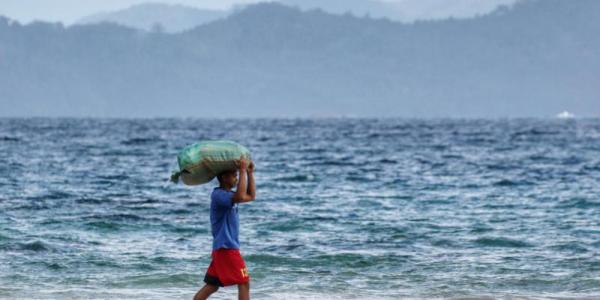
194;159;256;300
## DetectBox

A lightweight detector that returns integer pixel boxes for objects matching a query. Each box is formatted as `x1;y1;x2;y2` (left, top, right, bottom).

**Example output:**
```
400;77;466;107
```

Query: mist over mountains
1;0;598;118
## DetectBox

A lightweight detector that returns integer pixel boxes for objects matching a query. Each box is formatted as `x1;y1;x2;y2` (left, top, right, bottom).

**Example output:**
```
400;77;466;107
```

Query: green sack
170;140;252;186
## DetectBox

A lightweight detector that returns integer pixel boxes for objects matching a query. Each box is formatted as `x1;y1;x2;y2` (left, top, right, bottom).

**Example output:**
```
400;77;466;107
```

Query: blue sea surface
1;118;599;299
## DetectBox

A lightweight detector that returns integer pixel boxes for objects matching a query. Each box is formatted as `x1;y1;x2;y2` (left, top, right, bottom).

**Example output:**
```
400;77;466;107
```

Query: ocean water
0;118;599;300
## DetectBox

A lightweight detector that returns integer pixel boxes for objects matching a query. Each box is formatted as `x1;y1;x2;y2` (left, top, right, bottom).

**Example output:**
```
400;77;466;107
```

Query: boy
194;158;256;300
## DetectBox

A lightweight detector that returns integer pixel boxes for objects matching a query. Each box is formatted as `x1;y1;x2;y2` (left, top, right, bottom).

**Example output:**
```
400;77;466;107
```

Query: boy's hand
248;161;255;173
238;158;249;170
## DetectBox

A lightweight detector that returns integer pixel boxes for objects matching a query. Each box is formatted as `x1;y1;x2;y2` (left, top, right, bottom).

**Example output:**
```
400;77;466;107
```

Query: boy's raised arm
232;158;254;203
247;162;256;200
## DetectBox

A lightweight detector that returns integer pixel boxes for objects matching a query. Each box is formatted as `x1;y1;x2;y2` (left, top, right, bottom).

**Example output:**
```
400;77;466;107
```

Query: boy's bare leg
193;284;218;300
238;282;250;300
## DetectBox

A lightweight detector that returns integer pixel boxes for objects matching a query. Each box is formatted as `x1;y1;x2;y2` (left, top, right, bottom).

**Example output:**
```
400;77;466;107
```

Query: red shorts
203;249;250;287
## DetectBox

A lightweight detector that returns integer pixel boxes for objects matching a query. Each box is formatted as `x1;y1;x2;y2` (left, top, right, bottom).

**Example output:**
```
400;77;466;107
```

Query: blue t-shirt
210;187;240;250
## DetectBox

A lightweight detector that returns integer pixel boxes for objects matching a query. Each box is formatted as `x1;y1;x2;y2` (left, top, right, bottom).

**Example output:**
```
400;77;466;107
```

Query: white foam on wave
556;111;575;119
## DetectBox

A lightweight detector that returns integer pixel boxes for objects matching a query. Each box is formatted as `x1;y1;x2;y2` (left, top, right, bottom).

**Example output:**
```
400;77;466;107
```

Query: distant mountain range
0;0;598;118
76;0;518;33
77;3;228;33
280;0;518;21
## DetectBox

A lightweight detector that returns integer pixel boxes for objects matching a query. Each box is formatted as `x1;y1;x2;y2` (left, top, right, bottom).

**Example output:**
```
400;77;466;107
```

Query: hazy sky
0;0;518;24
0;0;255;24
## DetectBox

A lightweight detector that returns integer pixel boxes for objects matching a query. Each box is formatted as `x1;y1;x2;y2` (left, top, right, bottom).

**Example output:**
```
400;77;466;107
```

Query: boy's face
221;171;238;187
